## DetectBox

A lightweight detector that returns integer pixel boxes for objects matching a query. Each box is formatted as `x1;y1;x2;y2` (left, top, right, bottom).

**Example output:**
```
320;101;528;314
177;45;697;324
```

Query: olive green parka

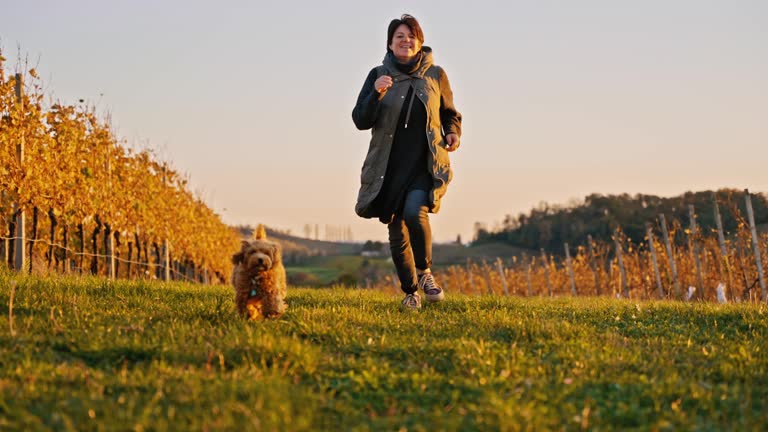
352;47;462;220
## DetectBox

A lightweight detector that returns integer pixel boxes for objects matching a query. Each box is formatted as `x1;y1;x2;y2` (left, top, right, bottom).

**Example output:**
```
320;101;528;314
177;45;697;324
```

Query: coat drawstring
404;86;416;129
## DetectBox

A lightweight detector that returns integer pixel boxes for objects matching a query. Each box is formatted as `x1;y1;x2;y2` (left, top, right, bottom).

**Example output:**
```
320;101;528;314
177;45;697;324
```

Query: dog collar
249;275;261;298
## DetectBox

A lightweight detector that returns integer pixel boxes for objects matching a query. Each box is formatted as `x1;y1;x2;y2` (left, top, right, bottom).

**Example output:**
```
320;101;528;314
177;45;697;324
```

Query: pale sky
2;1;767;243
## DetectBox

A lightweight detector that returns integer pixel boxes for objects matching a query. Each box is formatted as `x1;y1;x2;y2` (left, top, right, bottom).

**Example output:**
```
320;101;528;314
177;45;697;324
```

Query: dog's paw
245;299;263;321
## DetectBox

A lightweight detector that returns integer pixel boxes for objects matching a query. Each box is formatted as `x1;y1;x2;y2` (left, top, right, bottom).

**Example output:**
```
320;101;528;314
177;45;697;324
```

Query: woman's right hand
374;75;393;93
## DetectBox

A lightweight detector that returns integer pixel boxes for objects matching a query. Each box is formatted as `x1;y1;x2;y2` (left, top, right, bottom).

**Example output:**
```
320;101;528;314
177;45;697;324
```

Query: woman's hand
445;133;460;152
374;75;393;93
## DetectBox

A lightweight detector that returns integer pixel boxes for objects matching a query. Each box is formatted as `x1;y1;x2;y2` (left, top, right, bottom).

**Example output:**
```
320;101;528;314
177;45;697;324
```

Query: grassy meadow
1;270;767;431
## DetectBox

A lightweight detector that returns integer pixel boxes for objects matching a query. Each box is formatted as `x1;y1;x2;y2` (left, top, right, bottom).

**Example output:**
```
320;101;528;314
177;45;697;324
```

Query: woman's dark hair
387;14;424;52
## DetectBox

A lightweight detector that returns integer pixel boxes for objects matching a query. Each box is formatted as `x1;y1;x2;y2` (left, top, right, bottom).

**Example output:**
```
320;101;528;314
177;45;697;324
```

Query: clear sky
2;1;767;243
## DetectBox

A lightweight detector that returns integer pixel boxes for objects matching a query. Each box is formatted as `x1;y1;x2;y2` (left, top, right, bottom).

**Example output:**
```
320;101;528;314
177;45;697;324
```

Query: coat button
401;96;405;99
380;176;384;179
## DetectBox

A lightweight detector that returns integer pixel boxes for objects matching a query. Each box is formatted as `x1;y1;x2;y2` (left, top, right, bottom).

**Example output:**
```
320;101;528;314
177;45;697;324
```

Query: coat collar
382;46;434;80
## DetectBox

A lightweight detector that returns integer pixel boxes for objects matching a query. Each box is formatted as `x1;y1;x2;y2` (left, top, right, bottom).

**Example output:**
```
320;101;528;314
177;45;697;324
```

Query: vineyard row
1;58;241;279
372;195;768;303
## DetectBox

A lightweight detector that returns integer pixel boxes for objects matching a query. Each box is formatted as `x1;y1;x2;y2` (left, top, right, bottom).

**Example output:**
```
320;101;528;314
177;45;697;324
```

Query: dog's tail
253;224;267;240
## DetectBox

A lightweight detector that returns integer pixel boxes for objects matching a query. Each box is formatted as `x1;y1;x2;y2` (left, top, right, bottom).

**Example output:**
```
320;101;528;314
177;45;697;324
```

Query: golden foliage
0;59;239;278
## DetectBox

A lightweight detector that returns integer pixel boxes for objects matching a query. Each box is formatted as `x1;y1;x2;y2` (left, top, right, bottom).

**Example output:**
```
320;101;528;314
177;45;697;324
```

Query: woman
352;14;462;310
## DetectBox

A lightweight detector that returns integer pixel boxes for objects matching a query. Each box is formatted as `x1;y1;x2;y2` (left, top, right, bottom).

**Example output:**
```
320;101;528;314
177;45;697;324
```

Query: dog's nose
257;258;264;265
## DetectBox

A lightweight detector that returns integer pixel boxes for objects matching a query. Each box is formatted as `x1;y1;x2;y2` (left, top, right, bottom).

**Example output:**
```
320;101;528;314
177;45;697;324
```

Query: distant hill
234;224;533;267
234;225;361;261
475;188;768;253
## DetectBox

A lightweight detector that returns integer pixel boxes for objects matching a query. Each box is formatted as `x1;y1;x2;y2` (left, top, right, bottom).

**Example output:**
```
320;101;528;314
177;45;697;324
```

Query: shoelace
419;273;440;293
403;294;419;307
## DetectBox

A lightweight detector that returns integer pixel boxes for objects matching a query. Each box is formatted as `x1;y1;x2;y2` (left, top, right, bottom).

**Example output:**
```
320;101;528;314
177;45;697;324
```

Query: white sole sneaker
424;290;445;303
401;293;422;310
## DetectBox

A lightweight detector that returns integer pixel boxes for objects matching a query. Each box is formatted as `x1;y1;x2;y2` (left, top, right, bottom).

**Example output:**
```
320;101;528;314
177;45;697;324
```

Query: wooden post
152;242;160;279
47;208;56;269
510;257;518;295
28;207;38;274
143;243;150;278
540;249;552;297
659;214;681;299
482;259;494;295
62;225;69;273
495;258;509;296
744;190;767;302
13;73;26;273
587;235;601;296
1;191;7;267
646;222;664;299
713;194;735;300
524;254;533;296
564;243;577;296
2;195;8;266
114;231;121;279
77;223;85;273
688;205;705;300
614;232;629;298
635;248;648;300
135;231;142;278
91;215;102;275
105;223;115;279
2;222;7;267
127;240;134;279
466;258;478;295
163;240;170;281
7;219;15;268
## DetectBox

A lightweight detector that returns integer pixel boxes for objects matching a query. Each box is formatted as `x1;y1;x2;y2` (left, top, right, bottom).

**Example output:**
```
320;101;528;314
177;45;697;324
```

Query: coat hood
382;46;434;79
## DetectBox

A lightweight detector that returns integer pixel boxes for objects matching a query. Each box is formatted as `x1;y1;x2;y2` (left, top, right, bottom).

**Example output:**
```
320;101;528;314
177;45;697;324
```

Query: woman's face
389;24;421;62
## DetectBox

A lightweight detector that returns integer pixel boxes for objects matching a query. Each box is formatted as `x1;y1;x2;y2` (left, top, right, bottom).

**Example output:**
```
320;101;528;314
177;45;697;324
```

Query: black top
369;83;432;224
362;55;432;224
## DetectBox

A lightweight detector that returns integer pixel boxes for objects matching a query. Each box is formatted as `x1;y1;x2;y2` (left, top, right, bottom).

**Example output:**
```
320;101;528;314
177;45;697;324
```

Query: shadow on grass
52;342;160;369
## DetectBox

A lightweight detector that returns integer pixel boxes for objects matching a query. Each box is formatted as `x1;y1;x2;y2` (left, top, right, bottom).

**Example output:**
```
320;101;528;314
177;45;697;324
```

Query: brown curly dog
231;225;287;320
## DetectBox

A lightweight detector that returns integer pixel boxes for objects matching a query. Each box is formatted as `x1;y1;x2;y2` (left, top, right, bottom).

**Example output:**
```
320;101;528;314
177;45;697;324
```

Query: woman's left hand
445;133;460;152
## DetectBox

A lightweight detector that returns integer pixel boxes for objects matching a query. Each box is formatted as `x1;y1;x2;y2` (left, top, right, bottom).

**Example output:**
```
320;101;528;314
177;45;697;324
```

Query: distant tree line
474;189;768;254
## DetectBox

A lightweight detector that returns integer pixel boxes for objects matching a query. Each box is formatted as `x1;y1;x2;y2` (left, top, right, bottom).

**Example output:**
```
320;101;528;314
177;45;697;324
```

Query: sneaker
401;292;422;310
418;271;445;303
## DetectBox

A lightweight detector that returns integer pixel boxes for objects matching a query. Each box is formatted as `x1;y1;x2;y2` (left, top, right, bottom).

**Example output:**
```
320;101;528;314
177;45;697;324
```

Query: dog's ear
270;243;281;263
254;224;267;240
232;240;250;264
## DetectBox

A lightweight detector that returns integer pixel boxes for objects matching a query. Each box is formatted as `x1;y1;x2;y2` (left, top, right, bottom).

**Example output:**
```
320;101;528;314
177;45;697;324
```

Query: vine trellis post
13;73;26;273
745;189;767;302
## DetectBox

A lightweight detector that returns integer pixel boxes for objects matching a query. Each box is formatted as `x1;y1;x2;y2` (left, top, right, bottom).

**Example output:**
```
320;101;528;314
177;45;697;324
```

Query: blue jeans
388;189;432;294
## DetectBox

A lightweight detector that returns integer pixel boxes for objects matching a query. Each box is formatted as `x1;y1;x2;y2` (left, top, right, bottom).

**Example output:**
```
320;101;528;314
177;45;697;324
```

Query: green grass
286;255;392;286
285;266;341;285
1;271;767;431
